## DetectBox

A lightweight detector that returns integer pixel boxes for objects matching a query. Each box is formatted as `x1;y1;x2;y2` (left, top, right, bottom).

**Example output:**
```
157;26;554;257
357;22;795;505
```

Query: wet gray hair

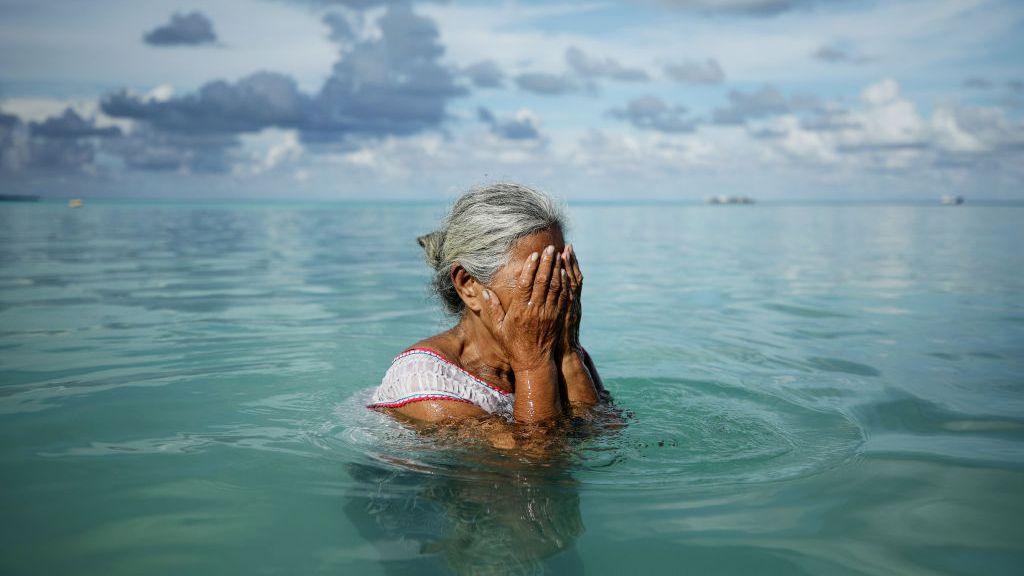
418;182;567;315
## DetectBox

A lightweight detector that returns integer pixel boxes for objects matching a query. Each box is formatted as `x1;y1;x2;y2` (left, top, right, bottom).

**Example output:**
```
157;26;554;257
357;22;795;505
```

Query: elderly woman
369;183;606;426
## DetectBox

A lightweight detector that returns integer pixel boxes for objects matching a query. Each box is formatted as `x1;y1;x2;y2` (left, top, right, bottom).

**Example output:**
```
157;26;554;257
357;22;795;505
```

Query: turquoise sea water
1;200;1022;575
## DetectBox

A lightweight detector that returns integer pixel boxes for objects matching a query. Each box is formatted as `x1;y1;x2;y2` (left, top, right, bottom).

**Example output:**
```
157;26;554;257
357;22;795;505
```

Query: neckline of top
396;347;513;395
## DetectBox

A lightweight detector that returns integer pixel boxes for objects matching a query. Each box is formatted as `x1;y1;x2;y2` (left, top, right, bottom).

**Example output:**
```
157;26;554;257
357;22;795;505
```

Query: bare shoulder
405;331;462;364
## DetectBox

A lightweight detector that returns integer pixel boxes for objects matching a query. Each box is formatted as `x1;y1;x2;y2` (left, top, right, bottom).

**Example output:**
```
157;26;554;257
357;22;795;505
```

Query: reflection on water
344;457;584;575
332;393;615;574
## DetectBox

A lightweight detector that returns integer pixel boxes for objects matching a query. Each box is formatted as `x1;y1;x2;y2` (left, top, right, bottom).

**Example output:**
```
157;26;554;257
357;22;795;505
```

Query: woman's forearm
559;347;599;407
512;359;563;424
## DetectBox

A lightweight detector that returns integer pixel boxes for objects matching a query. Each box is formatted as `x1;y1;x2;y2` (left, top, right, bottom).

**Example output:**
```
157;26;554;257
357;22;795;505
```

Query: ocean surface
1;199;1022;575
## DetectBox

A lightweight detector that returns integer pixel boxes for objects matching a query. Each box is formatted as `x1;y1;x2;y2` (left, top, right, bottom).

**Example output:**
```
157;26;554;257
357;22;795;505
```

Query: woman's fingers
480;288;506;330
555;267;569;313
530;245;556;306
562;246;577;295
569;244;583;287
517;251;540;305
546;254;563;309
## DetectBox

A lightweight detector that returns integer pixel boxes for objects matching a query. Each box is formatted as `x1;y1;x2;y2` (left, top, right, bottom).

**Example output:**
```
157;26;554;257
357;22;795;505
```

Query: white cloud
850;79;926;148
861;78;900;106
929;106;985;153
262;130;304;170
744;78;1024;175
145;84;175;103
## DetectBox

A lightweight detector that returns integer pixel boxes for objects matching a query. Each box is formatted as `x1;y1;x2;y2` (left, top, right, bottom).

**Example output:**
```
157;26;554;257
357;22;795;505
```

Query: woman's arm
580;347;610;402
557;244;604;407
480;244;569;425
560;348;598;406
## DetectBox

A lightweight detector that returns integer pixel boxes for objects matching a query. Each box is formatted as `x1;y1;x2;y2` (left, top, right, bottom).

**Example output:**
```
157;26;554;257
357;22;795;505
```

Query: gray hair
418;182;567;315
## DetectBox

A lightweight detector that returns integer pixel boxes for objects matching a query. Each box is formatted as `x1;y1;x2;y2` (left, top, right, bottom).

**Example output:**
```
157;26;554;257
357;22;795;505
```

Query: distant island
706;195;755;205
0;194;40;202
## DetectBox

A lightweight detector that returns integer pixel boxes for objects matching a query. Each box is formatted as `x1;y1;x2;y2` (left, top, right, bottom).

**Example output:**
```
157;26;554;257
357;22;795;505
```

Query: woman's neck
452;313;514;386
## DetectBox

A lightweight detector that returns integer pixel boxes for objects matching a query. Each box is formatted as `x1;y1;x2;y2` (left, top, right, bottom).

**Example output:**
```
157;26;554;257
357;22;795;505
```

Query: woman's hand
560;244;583;352
480;244;569;423
480;244;568;370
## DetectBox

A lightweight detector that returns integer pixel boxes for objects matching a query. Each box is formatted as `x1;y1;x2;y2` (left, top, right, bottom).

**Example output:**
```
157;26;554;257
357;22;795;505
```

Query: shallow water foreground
1;200;1022;575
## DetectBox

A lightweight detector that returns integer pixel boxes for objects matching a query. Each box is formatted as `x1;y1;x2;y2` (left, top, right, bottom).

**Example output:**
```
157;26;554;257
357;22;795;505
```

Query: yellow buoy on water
68;199;83;208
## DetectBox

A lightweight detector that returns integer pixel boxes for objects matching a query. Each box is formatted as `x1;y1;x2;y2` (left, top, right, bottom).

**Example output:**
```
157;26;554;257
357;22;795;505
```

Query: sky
1;0;1022;200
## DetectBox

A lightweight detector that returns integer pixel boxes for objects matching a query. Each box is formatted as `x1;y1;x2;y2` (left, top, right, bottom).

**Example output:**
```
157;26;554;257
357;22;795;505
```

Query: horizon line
3;195;1024;207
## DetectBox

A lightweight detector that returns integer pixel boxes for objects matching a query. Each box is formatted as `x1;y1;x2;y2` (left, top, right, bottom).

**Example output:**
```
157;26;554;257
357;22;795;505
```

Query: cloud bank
2;0;1022;199
96;4;465;172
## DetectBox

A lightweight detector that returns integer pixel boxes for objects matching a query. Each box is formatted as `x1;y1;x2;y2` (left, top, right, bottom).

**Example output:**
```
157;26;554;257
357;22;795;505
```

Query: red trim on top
395;347;512;395
367;395;477;410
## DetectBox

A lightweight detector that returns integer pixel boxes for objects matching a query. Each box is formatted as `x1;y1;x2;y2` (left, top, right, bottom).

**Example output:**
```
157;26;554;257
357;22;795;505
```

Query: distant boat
940;195;964;205
706;195;755;205
0;194;40;202
67;198;84;208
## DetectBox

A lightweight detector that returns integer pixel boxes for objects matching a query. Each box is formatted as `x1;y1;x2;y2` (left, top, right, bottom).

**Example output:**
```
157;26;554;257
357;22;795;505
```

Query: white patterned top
368;348;514;415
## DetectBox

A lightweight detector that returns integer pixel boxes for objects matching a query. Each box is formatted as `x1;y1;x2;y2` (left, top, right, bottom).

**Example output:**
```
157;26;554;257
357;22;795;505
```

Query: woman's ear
451;265;484;312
